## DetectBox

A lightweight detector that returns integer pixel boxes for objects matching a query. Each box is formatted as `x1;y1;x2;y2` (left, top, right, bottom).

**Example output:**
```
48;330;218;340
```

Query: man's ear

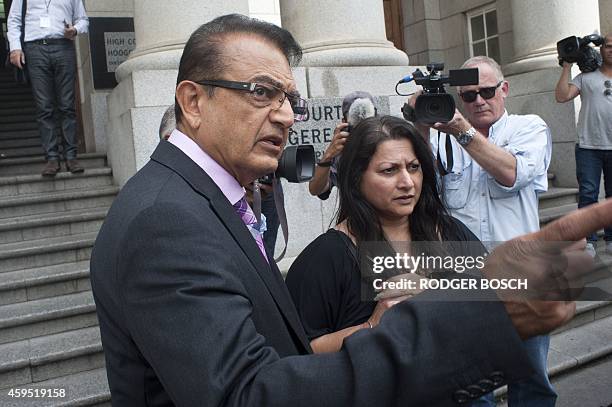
500;80;510;98
176;81;203;129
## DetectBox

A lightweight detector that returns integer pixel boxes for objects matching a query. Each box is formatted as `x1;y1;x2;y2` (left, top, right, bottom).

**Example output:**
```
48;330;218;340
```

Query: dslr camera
401;63;479;123
557;34;603;73
259;144;315;184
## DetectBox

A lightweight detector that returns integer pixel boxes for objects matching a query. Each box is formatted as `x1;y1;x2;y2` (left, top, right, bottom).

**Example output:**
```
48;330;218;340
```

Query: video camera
259;144;315;184
557;34;603;73
398;63;479;123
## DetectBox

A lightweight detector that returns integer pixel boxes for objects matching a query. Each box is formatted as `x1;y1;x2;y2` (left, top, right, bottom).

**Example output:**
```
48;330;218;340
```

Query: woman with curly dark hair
286;115;484;353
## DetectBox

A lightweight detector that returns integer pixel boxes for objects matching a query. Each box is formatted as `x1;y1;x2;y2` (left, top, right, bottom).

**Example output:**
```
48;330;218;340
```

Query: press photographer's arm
555;61;580;102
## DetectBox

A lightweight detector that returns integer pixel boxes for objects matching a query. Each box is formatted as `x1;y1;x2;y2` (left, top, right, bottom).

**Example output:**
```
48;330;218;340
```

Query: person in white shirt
555;33;612;256
7;0;88;176
407;56;554;407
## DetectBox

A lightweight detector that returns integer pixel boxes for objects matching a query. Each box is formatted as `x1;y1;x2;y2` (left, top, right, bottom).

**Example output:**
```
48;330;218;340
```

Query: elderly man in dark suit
90;13;612;407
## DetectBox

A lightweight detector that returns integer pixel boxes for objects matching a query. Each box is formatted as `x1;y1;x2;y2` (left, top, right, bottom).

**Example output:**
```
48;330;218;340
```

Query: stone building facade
7;0;608;265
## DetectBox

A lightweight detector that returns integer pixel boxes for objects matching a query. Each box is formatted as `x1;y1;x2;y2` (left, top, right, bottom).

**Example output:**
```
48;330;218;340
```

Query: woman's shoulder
286;229;357;286
298;229;355;260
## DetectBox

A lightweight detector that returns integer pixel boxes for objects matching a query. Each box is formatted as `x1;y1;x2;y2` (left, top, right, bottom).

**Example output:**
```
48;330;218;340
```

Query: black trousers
24;39;78;161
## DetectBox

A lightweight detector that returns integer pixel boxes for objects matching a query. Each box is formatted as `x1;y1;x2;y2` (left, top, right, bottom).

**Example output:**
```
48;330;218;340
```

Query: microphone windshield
347;98;376;127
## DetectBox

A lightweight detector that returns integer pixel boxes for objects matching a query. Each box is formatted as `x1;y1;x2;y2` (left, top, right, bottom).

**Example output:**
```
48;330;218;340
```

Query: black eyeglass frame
605;80;612;97
459;80;504;103
194;79;308;120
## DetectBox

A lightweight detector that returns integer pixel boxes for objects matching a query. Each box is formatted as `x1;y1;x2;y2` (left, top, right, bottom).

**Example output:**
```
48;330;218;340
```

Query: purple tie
233;196;269;263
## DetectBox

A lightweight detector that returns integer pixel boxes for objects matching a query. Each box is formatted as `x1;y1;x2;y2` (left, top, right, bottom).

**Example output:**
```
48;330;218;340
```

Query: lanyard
44;0;52;13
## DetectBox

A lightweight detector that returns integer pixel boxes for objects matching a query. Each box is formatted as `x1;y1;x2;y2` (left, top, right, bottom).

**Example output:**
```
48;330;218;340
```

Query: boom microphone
347;98;376;127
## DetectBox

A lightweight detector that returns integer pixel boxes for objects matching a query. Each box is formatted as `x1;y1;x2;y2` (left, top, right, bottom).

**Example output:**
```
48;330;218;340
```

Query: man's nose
270;98;295;129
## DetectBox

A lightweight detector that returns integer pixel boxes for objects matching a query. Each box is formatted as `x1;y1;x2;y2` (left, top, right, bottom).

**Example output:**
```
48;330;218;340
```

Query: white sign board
104;32;136;72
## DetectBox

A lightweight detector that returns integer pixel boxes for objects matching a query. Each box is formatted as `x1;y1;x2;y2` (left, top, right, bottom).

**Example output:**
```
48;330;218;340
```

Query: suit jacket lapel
151;142;312;353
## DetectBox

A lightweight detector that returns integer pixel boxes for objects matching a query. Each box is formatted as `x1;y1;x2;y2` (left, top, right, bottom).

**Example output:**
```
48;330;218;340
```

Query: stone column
505;0;600;75
279;0;408;66
600;0;612;37
107;1;249;185
503;0;600;189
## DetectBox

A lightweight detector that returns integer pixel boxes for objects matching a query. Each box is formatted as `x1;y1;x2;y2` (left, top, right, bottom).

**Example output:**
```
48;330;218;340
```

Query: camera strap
272;177;289;262
436;130;454;176
251;178;289;263
252;180;262;225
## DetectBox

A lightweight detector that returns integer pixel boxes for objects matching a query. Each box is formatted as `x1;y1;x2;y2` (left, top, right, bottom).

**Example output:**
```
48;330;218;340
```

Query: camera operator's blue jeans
575;146;612;242
471;335;556;406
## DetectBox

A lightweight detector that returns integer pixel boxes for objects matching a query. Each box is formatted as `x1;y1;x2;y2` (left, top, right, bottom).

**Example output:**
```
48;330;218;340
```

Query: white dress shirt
7;0;89;51
430;111;552;242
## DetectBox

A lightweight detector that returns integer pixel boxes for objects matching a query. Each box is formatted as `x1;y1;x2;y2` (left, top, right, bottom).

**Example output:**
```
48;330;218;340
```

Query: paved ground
553;354;612;407
499;355;612;407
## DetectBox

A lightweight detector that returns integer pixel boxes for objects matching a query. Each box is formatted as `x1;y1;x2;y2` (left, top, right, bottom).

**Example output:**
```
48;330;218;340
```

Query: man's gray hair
461;56;504;82
159;105;176;140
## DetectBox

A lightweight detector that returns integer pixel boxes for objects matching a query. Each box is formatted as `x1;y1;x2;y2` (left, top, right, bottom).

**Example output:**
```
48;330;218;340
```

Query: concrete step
0;145;44;159
0;261;91;306
0;326;103;389
0;86;32;96
0;231;97;273
0;207;108;244
0;367;110;406
539;203;578;225
0;121;39;132
0;168;113;197
0;113;36;125
548;313;612;377
0;136;41;150
0;153;107;176
549;354;612;407
553;301;612;334
0;185;118;219
0;92;33;102
0;107;37;117
538;187;578;210
0;129;38;141
496;303;612;403
0;80;31;88
0;291;97;345
0;100;36;109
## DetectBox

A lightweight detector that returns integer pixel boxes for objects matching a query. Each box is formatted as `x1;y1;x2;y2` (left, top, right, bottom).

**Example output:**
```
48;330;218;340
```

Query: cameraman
555;33;612;256
408;56;553;407
308;91;376;199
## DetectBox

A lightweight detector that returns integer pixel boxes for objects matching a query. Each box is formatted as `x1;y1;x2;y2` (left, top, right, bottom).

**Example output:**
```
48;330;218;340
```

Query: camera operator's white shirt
429;111;552;242
570;69;612;149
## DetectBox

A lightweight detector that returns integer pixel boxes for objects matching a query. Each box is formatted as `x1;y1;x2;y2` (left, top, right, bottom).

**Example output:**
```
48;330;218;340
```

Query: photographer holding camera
308;91;377;200
555;33;612;256
407;56;553;407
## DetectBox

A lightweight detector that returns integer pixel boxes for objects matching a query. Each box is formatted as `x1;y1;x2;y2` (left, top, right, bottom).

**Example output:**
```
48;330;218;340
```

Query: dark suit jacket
90;141;533;407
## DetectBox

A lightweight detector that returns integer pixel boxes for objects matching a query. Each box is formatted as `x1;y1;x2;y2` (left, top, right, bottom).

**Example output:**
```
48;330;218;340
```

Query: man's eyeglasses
459;80;504;103
194;79;308;121
605;80;611;97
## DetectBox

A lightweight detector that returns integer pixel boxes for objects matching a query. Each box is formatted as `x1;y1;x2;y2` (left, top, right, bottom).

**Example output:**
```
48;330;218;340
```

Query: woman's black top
285;217;483;341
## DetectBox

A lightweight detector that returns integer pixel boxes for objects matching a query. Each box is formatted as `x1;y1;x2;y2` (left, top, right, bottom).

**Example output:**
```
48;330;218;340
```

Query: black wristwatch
401;102;417;122
317;160;333;167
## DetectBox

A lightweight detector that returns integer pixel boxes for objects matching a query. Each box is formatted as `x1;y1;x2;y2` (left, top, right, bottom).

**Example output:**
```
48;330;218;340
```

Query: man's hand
432;109;472;137
9;50;25;69
484;198;612;339
64;24;77;39
320;122;349;163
